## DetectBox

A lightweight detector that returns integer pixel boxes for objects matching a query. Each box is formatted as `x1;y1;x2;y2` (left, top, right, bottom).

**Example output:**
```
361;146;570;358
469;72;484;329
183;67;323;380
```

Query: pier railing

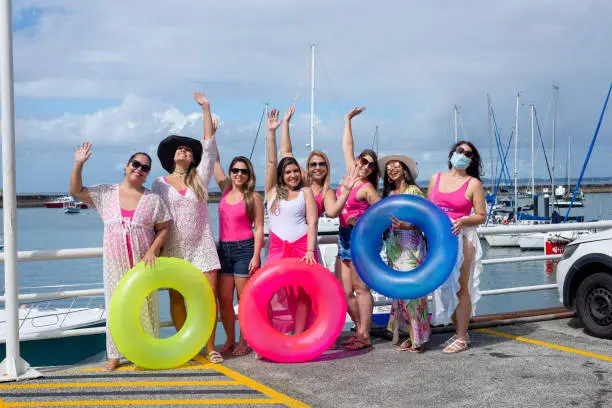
2;220;612;341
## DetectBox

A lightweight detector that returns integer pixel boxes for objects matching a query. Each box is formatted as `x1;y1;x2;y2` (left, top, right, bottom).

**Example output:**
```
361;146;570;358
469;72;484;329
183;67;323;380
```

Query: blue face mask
450;152;471;170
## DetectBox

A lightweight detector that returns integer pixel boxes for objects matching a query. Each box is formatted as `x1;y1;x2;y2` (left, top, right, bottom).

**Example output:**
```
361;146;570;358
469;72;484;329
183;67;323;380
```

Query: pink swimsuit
120;208;135;267
428;173;472;220
217;190;254;242
314;192;324;216
337;182;371;227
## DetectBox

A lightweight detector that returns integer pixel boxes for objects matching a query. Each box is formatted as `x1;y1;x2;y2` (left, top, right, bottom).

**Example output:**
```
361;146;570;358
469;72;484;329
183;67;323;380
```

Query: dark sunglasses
309;161;327;168
230;167;250;175
456;146;474;159
359;157;376;169
130;160;151;173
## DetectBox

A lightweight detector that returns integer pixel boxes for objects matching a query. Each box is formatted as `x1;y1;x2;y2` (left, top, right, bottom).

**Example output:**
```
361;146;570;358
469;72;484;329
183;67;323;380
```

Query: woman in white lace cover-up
69;144;171;371
151;92;223;363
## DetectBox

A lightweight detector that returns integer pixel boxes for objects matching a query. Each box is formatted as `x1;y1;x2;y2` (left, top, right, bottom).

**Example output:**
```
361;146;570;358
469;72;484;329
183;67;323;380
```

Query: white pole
309;43;315;152
513;93;520;224
0;0;40;381
487;95;494;192
454;105;458;143
567;135;571;191
530;103;535;196
551;84;557;204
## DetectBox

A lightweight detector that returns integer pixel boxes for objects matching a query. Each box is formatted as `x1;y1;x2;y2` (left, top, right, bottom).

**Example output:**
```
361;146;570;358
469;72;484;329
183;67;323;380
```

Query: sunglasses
309;161;327;168
230;167;250;175
456;146;474;159
176;146;193;153
130;160;151;173
359;157;376;169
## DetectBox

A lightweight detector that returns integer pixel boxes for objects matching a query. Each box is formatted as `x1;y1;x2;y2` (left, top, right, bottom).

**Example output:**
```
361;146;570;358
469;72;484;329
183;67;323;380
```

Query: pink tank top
163;177;187;196
429;173;473;220
121;208;135;267
314;192;324;216
337;182;371;227
218;189;254;242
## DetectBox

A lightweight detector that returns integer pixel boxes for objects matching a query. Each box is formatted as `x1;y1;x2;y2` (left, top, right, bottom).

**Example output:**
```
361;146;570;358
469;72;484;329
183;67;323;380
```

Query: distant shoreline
3;183;612;208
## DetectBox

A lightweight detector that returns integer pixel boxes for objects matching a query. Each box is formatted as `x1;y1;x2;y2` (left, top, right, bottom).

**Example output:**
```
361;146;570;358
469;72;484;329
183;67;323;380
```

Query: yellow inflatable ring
109;257;216;369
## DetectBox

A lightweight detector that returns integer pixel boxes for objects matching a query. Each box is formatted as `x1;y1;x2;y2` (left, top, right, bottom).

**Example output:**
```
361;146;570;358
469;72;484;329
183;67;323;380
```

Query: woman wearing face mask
70;143;171;371
213;121;264;357
427;140;486;354
338;106;381;351
264;107;318;340
379;155;430;353
151;92;223;364
279;105;358;217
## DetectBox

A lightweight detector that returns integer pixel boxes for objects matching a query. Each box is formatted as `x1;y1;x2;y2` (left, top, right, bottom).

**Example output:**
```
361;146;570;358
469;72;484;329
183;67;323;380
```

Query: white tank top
267;190;308;242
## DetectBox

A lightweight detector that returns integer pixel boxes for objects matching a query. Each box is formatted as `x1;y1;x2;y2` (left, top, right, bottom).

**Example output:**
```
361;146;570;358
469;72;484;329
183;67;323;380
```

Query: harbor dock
0;317;610;407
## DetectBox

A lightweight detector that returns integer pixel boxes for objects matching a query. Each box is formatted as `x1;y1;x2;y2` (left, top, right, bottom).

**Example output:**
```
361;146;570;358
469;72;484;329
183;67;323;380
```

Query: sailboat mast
310;43;315;152
454;105;459;142
514;93;520;224
551;84;558;204
530;103;535;196
487;94;494;192
567;135;571;191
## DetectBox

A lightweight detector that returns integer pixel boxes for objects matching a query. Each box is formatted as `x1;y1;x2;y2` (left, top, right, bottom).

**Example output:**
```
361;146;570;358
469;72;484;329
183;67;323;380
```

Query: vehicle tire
575;272;612;339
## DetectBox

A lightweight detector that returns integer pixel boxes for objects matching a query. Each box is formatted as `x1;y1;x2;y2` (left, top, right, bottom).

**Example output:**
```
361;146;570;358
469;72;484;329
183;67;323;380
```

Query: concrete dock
0;318;610;407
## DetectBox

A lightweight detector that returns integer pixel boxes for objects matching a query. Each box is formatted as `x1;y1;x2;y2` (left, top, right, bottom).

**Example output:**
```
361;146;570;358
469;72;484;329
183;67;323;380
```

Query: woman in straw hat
379;154;430;353
151;92;223;364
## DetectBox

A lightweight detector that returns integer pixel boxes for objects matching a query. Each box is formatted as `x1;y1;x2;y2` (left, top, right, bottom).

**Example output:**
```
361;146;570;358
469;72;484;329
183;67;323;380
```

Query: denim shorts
218;237;255;278
337;226;353;261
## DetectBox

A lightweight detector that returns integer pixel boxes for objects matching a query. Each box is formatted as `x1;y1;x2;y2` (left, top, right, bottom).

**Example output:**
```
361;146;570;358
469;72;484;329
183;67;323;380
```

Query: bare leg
336;258;360;330
233;276;251;356
351;264;373;345
444;238;474;353
204;270;223;363
293;288;311;335
169;289;186;331
103;358;120;371
218;274;236;353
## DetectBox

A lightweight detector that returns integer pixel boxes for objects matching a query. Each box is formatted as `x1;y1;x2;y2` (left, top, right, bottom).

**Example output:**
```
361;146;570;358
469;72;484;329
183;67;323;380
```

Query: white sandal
206;350;224;364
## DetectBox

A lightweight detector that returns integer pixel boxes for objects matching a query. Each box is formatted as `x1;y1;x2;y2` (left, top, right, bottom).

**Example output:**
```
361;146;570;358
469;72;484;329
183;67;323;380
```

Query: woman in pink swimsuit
151;92;223;364
427;140;486;354
279;105;358;217
338;106;381;351
70;144;170;371
213;122;264;357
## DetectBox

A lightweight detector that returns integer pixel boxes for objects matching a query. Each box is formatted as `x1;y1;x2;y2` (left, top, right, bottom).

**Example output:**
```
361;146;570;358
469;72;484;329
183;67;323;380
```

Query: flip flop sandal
218;343;235;354
340;335;358;346
232;345;252;357
207;350;224;364
395;339;412;351
443;339;470;354
345;339;372;351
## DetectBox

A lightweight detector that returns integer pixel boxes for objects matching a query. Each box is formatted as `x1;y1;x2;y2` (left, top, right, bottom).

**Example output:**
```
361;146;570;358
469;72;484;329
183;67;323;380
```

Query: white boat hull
519;233;546;250
485;234;520;247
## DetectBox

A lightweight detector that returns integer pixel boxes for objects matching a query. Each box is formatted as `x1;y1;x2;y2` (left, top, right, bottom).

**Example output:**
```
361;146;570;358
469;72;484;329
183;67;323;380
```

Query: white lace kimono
88;183;171;359
151;138;221;272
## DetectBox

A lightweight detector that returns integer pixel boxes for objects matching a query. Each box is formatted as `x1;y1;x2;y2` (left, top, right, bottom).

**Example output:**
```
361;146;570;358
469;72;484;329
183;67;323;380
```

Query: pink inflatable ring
238;258;347;363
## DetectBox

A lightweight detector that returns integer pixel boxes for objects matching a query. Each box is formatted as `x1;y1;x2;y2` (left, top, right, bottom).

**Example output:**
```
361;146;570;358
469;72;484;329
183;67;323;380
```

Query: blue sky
1;0;612;193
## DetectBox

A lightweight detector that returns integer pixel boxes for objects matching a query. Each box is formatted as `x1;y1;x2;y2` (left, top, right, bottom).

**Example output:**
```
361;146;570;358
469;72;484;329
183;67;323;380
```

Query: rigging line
486;129;515;225
533;106;553;183
291;51;309;106
458;113;468;140
248;104;268;161
491;108;514;188
317;49;341;105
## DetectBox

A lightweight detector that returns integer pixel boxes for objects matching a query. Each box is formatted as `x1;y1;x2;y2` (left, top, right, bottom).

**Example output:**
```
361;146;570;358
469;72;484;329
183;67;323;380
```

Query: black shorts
218;238;255;278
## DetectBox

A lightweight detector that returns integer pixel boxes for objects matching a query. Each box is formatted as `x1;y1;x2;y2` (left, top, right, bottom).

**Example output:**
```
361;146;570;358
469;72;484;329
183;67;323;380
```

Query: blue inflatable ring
350;194;458;299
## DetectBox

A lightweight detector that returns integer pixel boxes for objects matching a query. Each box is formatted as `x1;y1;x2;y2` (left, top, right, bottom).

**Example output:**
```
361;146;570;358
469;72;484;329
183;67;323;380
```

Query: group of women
69;92;486;371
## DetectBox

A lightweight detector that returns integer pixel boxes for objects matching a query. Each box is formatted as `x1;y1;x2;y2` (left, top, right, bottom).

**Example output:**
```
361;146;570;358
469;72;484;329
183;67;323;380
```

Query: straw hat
378;155;418;181
157;135;203;173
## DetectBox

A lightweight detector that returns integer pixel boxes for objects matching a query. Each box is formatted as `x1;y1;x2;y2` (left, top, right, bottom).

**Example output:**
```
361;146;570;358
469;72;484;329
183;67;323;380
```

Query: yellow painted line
66;362;214;372
0;380;239;389
1;398;278;407
478;328;612;362
194;356;311;408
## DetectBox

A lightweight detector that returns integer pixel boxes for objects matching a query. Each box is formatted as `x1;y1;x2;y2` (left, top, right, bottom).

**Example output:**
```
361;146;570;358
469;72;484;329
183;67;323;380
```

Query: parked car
556;229;612;339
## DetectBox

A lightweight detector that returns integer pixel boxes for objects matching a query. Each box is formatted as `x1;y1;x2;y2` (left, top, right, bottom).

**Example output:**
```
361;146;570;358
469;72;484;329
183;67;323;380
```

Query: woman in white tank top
263;108;319;338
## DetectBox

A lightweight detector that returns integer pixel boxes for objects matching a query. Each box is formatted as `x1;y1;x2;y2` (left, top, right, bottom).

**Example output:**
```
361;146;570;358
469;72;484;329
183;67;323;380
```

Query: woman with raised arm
70;143;170;371
337;106;381;351
427;140;486;354
379;154;430;353
151;92;223;364
213;120;264;357
280;105;358;218
263;107;318;341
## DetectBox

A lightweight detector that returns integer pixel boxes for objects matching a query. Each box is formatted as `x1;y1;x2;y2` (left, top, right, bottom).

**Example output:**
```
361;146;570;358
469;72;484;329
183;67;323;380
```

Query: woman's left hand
248;255;261;274
141;251;158;268
302;251;316;265
452;219;464;235
390;216;411;230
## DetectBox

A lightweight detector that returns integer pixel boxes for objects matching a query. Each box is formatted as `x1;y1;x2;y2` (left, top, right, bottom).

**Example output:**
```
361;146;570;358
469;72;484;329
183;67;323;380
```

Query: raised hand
193;91;210;109
75;142;92;165
282;105;296;123
390;216;411;230
346;106;366;120
340;163;359;192
267;108;282;131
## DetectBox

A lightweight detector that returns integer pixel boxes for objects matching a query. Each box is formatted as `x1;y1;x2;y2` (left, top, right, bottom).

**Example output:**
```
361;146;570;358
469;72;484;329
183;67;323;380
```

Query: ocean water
2;193;612;344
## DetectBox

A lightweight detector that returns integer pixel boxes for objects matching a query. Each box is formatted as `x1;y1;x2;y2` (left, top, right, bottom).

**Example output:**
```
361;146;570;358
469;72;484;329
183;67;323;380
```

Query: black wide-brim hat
157;135;203;173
